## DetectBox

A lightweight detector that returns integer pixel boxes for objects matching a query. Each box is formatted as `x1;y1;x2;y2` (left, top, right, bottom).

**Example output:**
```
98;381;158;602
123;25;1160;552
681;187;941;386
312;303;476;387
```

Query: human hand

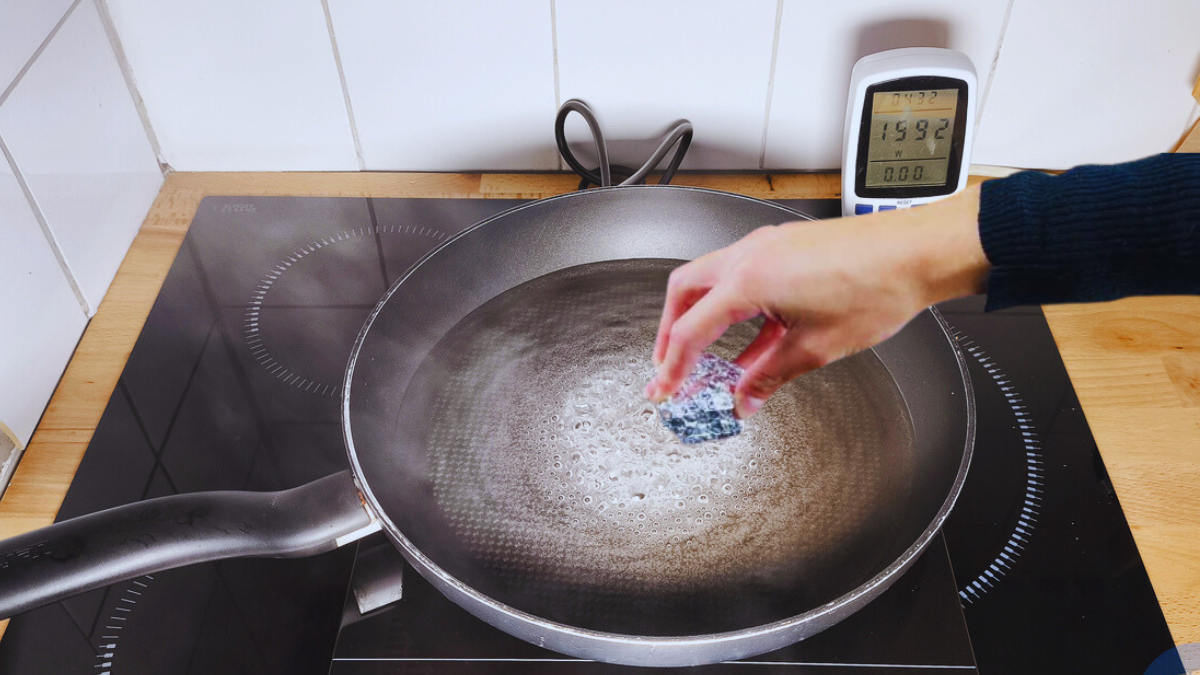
644;185;989;418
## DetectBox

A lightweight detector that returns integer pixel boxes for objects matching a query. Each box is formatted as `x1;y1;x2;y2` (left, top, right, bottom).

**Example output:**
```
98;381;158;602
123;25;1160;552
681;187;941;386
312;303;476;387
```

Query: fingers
653;254;725;365
653;285;706;367
734;330;827;419
733;317;786;370
646;287;755;401
729;318;786;418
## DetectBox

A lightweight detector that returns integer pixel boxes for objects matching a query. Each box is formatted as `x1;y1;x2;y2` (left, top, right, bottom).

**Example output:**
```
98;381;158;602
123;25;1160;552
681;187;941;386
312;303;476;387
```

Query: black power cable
554;99;693;189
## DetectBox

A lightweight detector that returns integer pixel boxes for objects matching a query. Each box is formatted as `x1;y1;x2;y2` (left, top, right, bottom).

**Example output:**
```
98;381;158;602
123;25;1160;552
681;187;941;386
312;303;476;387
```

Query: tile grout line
0;0;81;109
550;0;564;171
974;0;1017;141
0;132;91;316
92;0;169;174
322;0;366;171
758;0;785;170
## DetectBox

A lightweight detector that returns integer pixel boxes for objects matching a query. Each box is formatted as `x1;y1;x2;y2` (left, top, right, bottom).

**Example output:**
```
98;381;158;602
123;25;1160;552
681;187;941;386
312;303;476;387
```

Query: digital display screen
865;89;958;188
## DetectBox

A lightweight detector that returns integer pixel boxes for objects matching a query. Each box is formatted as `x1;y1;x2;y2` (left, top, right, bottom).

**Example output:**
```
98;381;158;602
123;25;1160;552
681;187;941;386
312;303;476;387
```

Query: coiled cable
554;99;693;188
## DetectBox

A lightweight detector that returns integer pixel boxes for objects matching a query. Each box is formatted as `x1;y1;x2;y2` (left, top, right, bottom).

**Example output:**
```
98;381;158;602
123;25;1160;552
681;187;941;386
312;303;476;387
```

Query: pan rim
340;186;975;654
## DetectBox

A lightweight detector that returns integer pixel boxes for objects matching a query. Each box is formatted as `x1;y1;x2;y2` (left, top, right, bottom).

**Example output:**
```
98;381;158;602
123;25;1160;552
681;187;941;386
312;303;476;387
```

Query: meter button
854;203;874;215
879;205;896;211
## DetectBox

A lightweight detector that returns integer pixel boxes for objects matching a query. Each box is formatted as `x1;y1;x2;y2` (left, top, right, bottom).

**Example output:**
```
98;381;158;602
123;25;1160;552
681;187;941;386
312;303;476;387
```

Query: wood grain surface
0;171;1195;647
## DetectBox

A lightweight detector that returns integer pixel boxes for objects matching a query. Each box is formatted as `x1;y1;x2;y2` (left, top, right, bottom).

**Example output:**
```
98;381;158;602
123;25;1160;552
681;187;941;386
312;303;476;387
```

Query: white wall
104;0;1200;172
0;0;162;447
3;0;1198;445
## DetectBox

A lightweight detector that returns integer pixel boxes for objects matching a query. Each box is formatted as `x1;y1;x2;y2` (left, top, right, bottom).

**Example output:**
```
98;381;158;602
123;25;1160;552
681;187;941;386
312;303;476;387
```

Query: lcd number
879;118;950;145
880;164;928;183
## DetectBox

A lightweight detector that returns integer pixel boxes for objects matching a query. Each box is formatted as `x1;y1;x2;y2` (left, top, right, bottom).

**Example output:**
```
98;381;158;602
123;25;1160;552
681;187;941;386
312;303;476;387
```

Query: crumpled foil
657;353;744;444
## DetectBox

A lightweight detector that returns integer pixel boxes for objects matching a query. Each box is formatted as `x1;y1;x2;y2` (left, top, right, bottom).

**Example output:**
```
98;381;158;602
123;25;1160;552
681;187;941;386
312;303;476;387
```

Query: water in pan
409;259;915;600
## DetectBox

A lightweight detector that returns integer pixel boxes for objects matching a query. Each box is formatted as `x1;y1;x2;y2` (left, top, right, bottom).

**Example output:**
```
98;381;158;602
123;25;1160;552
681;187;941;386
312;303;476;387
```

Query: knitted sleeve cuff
978;154;1200;311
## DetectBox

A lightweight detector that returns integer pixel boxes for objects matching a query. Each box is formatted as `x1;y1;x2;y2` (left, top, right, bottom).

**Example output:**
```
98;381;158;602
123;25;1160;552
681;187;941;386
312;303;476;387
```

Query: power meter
841;48;977;217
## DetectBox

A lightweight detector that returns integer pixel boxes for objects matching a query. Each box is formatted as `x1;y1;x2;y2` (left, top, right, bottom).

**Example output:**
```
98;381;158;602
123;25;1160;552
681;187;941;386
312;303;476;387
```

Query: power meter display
842;49;976;216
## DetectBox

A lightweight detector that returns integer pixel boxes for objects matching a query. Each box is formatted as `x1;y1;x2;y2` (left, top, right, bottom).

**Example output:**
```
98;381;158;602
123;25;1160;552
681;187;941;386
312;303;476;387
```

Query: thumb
734;330;826;418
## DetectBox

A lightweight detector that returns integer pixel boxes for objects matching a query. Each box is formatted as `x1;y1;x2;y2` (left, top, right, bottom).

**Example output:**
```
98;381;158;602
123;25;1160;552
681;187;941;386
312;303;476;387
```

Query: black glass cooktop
0;194;1175;675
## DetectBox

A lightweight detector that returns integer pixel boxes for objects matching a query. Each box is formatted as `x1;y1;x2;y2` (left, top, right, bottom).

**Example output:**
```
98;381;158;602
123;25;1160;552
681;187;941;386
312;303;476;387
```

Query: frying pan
0;186;973;667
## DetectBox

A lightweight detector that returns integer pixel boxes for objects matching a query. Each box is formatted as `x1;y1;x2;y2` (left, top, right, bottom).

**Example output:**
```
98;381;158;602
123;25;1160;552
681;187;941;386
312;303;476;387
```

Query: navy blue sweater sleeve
978;153;1200;311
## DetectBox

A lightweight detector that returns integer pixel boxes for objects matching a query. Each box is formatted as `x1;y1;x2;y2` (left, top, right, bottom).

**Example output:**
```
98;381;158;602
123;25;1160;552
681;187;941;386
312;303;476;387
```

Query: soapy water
536;351;772;541
409;260;914;591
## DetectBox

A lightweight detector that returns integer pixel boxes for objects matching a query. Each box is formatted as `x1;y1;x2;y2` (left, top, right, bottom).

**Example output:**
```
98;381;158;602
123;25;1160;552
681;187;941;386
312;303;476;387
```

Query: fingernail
643;381;658;400
737;396;765;419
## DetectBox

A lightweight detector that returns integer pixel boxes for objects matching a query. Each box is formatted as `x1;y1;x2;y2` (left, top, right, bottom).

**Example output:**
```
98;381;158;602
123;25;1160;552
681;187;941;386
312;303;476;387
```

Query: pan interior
392;258;918;636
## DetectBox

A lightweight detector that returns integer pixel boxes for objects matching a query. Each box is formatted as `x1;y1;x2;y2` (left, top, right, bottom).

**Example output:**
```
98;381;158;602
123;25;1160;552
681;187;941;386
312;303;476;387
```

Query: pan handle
0;470;377;619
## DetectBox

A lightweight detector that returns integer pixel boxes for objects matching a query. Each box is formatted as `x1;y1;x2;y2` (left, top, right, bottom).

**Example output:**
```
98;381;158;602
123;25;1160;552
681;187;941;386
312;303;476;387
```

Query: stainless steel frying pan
0;186;973;667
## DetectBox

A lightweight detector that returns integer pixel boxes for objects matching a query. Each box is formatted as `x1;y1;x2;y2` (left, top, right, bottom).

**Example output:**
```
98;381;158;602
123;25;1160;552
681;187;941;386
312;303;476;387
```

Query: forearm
903;183;990;306
834;183;990;309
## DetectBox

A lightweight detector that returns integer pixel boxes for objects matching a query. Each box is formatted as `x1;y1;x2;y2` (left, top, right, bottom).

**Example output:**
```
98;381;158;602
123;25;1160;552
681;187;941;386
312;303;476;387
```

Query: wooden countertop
1;171;1197;645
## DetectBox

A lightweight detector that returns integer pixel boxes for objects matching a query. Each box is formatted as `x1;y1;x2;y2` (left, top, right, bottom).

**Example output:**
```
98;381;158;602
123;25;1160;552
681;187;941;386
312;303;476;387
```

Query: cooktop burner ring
951;330;1045;605
243;225;449;397
90;575;154;674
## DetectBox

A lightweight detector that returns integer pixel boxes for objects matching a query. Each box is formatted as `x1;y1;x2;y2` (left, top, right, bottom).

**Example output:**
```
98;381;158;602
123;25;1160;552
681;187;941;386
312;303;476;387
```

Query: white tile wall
0;0;75;92
764;0;1011;170
93;1;1200;172
0;0;162;314
555;0;778;171
0;152;88;446
329;1;558;171
104;0;357;171
972;1;1200;169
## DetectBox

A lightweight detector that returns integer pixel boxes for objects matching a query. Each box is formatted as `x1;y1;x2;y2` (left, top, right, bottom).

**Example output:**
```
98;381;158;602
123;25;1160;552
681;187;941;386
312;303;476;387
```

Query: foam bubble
523;350;788;535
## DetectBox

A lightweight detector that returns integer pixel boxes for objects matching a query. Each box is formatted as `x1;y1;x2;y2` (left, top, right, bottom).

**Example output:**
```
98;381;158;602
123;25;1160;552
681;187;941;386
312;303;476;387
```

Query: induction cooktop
0;194;1175;675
